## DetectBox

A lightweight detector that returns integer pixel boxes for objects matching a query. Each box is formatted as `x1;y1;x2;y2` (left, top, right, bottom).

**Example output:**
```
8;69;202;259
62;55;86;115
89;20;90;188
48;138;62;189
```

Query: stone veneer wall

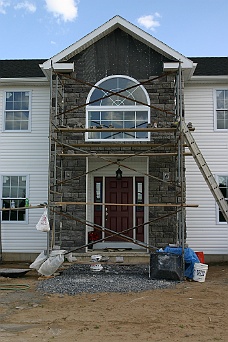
145;75;181;247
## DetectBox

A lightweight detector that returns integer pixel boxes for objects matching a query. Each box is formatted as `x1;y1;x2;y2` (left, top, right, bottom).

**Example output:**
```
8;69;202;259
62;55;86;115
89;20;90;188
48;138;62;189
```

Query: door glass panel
136;180;144;212
94;180;102;211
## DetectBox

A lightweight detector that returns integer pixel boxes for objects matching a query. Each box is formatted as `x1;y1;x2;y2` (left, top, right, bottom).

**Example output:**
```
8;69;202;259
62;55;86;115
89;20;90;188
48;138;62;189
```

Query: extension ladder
182;121;228;223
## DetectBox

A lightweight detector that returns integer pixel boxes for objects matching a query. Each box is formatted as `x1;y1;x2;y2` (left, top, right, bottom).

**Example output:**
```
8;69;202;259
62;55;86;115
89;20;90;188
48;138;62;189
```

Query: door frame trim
86;157;149;250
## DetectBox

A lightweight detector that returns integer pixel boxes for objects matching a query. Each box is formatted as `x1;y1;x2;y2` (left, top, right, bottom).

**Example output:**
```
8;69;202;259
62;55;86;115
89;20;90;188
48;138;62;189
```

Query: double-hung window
86;75;150;141
1;176;28;222
4;91;30;131
217;175;228;223
215;90;228;130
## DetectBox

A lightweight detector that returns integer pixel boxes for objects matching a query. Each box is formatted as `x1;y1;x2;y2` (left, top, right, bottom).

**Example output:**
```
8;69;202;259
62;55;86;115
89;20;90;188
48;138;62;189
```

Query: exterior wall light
116;166;122;180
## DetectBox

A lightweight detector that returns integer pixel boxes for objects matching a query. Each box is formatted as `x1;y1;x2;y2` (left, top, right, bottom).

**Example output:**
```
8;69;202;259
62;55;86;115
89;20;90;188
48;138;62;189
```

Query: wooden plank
58;153;192;157
69;143;180;148
54;201;198;208
0;205;46;212
55;127;177;133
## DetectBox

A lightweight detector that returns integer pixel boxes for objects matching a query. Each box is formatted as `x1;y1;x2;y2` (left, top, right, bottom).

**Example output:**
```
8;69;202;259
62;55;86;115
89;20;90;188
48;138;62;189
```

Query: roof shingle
189;57;228;76
0;59;46;78
0;57;227;78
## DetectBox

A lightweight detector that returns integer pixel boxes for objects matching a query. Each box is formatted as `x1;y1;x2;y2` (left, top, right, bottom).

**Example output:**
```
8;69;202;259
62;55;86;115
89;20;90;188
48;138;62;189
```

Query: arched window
86;75;150;141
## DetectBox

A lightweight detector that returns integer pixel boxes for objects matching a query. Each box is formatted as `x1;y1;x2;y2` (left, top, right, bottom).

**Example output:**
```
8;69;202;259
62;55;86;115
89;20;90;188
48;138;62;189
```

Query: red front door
105;177;133;240
93;176;145;244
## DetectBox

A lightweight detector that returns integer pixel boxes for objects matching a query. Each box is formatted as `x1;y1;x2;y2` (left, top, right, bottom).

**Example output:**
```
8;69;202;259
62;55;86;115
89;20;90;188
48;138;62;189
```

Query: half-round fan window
86;75;150;140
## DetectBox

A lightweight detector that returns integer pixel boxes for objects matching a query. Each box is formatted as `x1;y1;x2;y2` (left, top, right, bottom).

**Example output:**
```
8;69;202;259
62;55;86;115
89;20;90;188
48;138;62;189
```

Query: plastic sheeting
162;247;200;279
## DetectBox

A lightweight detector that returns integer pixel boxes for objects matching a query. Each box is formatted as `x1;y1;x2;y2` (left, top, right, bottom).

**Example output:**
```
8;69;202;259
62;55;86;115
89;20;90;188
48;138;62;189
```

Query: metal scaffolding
48;63;189;254
48;59;228;260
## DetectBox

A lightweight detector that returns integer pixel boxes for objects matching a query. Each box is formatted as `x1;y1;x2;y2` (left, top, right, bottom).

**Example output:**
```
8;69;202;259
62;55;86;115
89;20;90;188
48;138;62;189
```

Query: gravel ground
37;264;178;295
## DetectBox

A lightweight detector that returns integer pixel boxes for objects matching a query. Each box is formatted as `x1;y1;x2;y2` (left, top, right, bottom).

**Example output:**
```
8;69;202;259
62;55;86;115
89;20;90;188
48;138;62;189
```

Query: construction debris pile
37;264;177;295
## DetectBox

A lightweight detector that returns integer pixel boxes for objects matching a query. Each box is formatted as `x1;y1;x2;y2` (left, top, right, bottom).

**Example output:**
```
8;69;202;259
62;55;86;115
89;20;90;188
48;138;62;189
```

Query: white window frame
86;75;150;141
3;90;31;132
1;174;29;224
214;89;228;131
216;174;228;224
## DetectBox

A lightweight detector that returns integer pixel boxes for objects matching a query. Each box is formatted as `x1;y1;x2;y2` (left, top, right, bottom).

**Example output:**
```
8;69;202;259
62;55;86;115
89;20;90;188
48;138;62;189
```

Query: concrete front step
1;250;150;264
72;250;150;264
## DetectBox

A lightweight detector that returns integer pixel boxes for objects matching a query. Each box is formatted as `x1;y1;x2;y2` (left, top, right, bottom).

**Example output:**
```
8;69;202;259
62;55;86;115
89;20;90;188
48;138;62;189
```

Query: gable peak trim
41;15;193;71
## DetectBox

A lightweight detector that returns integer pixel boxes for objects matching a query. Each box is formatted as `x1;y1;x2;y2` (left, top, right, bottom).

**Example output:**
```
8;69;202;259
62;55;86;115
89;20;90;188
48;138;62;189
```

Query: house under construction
0;16;228;262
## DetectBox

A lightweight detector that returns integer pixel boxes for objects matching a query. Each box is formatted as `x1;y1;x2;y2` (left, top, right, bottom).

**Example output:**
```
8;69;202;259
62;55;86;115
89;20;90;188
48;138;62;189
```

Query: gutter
187;75;228;84
0;77;49;86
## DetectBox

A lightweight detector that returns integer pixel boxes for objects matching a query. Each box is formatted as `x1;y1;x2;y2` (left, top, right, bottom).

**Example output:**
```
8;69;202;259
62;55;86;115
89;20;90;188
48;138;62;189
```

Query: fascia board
119;19;193;69
41;15;193;70
52;63;74;72
163;62;196;81
163;62;180;71
0;77;48;86
40;63;74;80
39;64;50;79
41;18;121;69
41;62;74;72
187;75;228;84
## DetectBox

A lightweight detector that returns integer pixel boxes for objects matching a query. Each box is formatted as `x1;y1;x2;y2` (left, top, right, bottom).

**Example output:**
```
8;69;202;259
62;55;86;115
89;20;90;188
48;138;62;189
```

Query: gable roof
41;15;193;73
189;57;228;76
0;59;46;78
0;21;227;81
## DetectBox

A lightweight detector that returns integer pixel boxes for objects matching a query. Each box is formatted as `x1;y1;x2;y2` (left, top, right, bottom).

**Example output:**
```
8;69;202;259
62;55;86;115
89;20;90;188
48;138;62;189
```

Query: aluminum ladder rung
183;121;228;223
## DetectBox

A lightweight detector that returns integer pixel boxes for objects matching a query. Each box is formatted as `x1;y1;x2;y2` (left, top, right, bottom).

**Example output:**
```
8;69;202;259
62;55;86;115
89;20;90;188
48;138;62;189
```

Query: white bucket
91;255;102;262
90;264;103;272
193;263;208;282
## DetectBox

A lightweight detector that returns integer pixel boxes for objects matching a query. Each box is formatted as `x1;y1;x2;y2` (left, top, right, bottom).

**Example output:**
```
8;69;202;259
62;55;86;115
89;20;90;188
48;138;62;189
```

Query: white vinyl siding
184;84;228;255
0;84;50;253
